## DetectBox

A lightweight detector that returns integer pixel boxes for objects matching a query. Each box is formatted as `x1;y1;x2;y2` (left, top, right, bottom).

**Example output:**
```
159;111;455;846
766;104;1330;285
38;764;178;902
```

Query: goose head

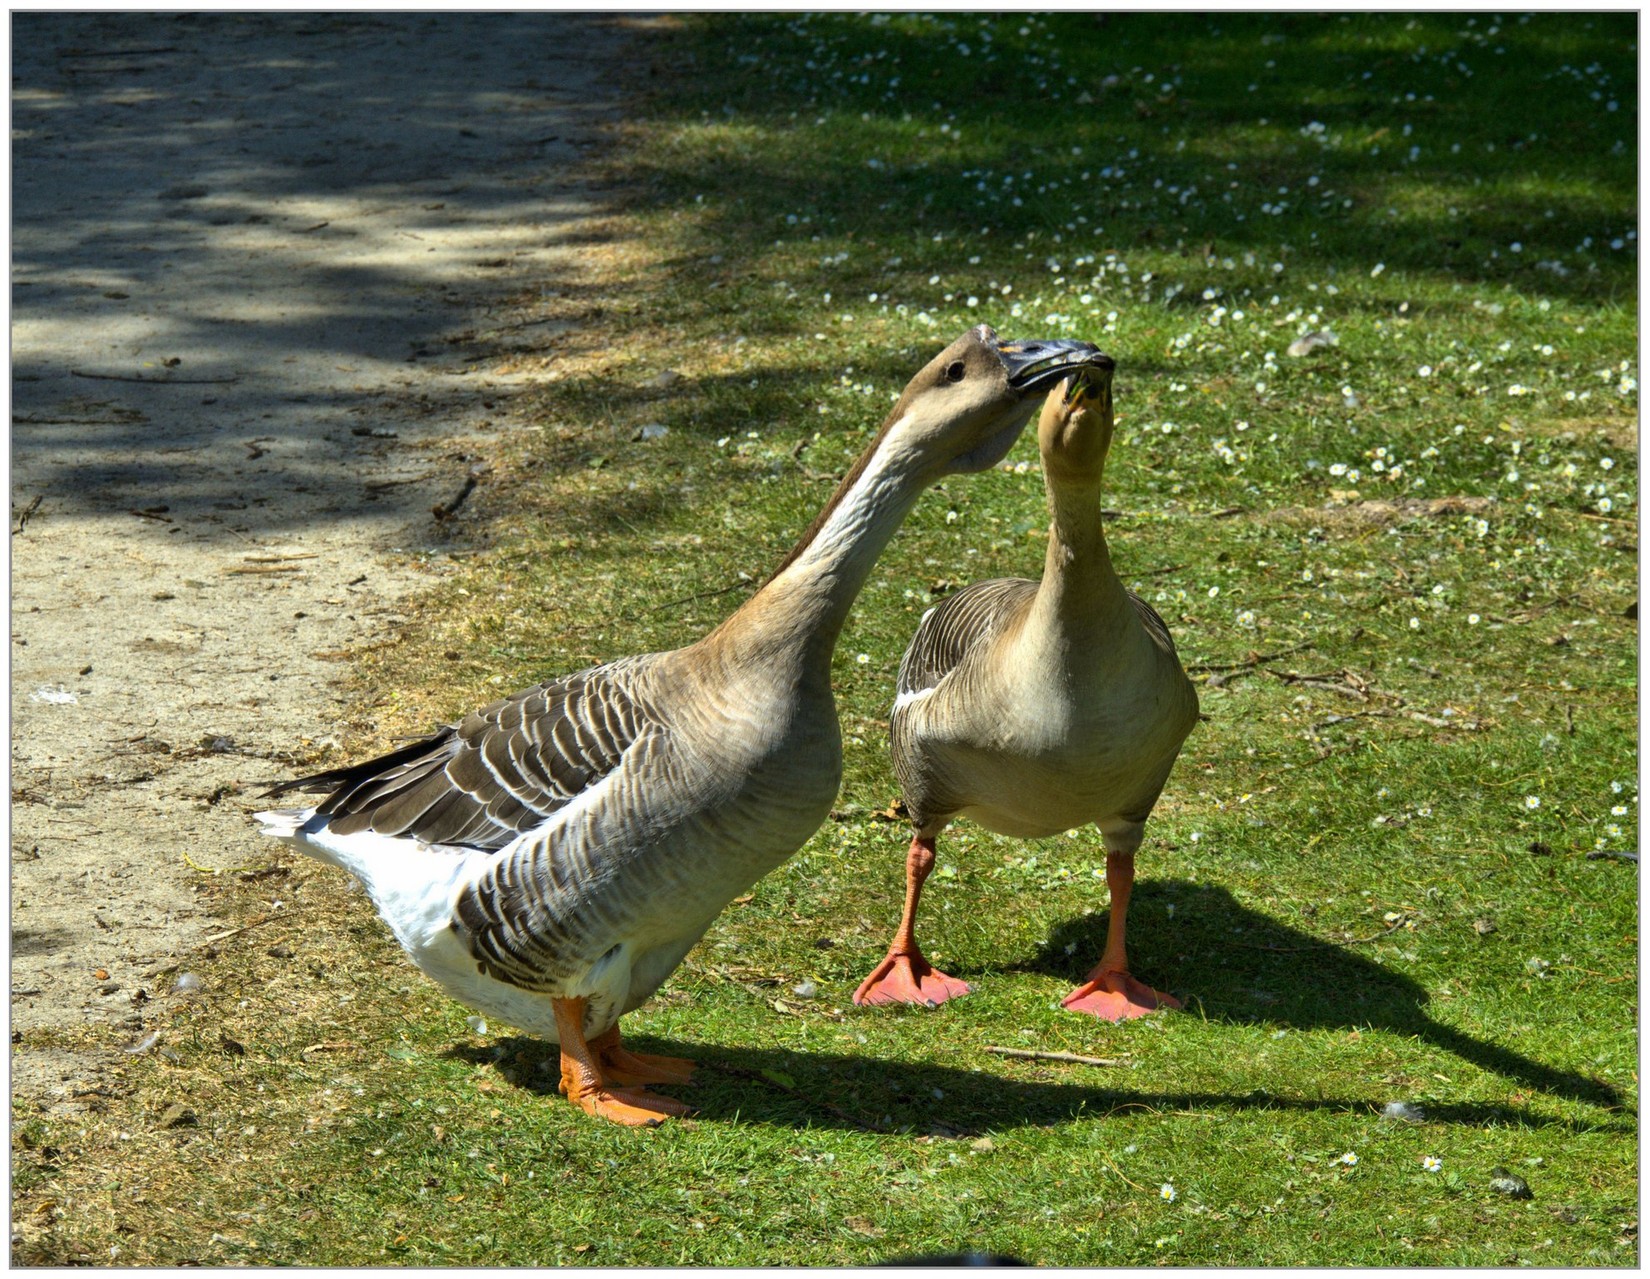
1037;355;1118;489
884;325;1109;479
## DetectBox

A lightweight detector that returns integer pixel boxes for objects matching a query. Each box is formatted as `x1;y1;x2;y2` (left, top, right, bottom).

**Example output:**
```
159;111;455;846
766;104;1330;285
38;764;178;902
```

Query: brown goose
257;326;1109;1124
853;360;1199;1020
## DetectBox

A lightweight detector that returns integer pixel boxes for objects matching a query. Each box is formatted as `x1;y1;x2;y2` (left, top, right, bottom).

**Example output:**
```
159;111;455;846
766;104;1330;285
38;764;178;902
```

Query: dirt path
10;12;642;1115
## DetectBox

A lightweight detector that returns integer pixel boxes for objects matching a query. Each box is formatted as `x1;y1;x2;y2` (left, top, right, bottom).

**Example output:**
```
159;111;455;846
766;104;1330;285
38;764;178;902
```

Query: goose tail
255;804;359;876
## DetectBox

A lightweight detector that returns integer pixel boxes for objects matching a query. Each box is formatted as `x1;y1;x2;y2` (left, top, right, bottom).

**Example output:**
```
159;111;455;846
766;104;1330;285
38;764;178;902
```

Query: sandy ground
10;12;639;1115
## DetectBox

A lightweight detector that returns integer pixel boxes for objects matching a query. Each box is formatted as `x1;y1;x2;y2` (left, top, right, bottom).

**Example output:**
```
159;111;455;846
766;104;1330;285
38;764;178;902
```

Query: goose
256;325;1108;1125
852;359;1199;1020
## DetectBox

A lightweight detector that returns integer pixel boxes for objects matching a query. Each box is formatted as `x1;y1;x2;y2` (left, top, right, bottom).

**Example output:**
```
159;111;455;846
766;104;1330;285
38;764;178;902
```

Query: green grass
15;12;1635;1267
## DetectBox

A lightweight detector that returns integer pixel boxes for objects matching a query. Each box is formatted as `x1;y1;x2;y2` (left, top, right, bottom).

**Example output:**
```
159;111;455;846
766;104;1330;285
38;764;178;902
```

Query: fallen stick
12;494;44;535
1186;639;1313;675
432;474;479;521
196;909;309;947
71;368;239;384
984;1046;1127;1068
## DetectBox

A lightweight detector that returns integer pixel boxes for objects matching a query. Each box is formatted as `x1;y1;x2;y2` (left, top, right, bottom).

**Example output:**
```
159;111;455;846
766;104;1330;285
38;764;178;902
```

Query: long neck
711;423;932;671
1031;468;1133;634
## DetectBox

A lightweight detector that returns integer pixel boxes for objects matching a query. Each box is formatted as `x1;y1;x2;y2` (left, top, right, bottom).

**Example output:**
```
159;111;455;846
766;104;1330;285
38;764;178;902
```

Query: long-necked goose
853;360;1199;1020
257;326;1107;1124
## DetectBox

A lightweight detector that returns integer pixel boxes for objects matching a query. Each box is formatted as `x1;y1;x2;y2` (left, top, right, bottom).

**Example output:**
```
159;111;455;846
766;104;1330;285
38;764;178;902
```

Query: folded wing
264;664;650;851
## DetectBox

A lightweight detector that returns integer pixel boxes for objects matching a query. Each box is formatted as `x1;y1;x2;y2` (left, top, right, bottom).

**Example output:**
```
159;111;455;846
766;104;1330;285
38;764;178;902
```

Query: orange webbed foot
1061;970;1180;1021
553;1000;695;1127
599;1045;696;1088
586;1025;695;1086
853;951;971;1008
567;1085;696;1127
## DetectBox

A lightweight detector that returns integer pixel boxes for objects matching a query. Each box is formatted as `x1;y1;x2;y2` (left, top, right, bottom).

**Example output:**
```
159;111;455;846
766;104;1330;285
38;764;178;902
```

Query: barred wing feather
897;578;1037;699
264;664;650;851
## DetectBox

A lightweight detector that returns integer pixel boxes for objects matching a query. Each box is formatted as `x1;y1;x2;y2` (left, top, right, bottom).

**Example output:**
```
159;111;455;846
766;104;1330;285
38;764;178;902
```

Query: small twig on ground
1586;849;1639;864
1311;709;1393;730
1185;639;1313;675
195;910;310;948
984;1046;1127;1068
1097;1150;1149;1191
182;851;269;875
790;436;837;482
1405;709;1484;730
14;414;144;426
1269;667;1387;702
1515;592;1583;619
61;45;180;57
12;494;44;535
647;579;756;614
433;474;480;521
71;368;239;384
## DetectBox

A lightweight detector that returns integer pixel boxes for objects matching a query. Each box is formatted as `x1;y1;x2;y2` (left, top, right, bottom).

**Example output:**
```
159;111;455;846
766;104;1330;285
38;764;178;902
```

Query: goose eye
944;361;967;383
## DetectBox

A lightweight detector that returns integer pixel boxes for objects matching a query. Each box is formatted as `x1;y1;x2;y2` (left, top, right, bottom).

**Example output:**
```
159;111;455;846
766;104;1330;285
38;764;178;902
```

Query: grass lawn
14;12;1636;1266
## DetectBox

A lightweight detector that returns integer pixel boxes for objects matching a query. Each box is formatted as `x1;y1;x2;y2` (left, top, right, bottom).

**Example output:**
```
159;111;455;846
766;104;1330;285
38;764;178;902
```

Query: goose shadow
445;1035;1627;1137
995;879;1628;1114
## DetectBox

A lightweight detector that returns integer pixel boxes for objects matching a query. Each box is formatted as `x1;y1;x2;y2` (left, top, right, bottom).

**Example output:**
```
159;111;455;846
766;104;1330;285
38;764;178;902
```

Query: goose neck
1036;478;1130;622
719;430;931;667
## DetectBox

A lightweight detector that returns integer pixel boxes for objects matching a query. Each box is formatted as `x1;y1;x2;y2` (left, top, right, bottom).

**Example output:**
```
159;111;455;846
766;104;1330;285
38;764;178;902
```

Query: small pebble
466;1015;488;1036
1490;1166;1534;1199
159;1103;197;1129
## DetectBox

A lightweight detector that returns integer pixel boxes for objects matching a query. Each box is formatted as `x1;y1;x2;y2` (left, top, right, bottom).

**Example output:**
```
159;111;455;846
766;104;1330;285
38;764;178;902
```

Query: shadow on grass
1003;880;1627;1114
448;1035;1628;1139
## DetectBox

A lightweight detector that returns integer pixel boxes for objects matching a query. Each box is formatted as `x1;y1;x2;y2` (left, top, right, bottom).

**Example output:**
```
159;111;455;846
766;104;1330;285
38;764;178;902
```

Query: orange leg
552;997;694;1126
1061;850;1180;1020
853;834;972;1008
588;1024;695;1087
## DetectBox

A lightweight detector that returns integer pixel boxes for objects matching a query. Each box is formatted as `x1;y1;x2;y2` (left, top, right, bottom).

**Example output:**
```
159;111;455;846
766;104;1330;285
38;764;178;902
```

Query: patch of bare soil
10;12;645;1124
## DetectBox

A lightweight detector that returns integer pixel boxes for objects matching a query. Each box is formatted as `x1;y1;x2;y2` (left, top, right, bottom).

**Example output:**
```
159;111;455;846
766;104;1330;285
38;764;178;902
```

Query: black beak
997;337;1116;392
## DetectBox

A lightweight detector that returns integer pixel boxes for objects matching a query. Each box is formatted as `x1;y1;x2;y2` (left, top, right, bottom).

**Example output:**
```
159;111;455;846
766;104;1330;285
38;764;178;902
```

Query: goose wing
264;662;653;851
895;577;1038;701
1126;589;1182;660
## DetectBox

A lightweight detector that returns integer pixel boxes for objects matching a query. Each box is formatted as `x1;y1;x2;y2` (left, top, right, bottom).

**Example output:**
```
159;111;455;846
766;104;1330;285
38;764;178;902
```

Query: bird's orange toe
1061;970;1179;1021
